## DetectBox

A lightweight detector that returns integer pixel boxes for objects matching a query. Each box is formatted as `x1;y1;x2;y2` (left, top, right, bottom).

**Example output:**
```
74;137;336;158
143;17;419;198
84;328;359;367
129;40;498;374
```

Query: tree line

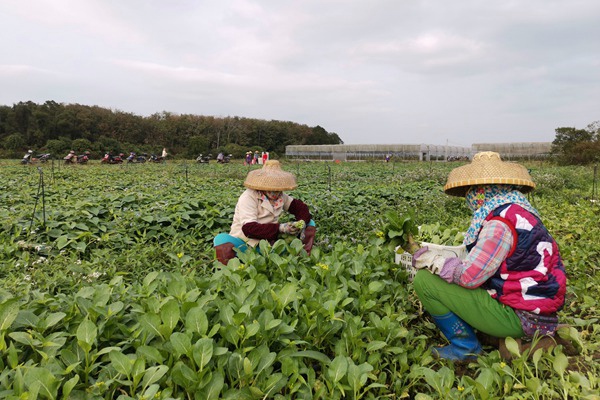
0;101;343;159
551;121;599;165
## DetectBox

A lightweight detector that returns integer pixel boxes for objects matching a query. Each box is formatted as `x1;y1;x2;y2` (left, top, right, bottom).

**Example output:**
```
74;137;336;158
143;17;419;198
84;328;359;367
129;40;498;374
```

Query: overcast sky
1;0;599;146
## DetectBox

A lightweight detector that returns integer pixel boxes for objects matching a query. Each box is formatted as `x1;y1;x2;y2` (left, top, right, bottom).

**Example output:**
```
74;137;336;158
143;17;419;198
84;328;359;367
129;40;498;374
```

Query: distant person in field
213;160;316;265
411;152;567;361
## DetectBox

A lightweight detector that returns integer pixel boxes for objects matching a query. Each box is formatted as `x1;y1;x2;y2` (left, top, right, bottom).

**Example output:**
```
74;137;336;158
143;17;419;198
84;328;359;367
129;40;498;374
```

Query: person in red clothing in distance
213;160;316;265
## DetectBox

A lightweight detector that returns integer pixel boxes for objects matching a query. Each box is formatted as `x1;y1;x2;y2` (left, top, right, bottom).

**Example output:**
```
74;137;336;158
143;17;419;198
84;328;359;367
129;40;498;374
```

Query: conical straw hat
244;160;298;191
444;151;535;197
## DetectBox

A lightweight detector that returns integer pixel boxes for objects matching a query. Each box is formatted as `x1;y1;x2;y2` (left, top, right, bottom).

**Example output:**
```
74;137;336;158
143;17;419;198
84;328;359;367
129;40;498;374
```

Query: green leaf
14;310;39;328
254;350;277;378
56;235;70;250
8;332;34;346
41;312;66;330
347;362;373;393
262;373;288;397
172;361;198;388
143;384;160;400
185;306;208;336
137;345;165;364
167;278;187;299
170;332;192;358
276;283;297;308
244;321;260;339
387;228;404;239
76;318;97;352
475;369;494;390
193;337;214;370
160;299;180;332
7;343;19;368
327;356;348;383
503;337;521;357
24;367;59;399
74;241;87;253
367;281;385;293
288;350;332;364
110;350;133;376
141;365;169;388
553;352;568;375
366;340;387;352
265;319;282;331
219;304;234;326
143;271;160;287
74;222;88;231
0;299;19;331
200;371;224;400
139;313;163;340
108;301;125;316
62;375;79;399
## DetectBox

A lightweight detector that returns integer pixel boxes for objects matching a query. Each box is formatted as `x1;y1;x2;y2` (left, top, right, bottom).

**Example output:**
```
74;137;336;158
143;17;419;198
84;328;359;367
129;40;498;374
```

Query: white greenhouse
285;142;552;161
285;144;472;161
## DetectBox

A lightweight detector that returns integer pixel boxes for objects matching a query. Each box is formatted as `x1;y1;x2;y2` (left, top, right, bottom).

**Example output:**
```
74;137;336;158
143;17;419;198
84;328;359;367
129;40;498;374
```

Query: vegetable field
1;160;599;399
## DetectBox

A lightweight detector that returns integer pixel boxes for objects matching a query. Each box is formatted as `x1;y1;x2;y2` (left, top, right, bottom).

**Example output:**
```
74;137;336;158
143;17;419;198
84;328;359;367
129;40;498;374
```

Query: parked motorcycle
127;152;147;163
21;150;34;164
77;151;91;164
63;150;78;164
101;152;124;164
217;154;233;164
22;151;52;164
37;153;52;163
149;154;165;163
196;154;211;163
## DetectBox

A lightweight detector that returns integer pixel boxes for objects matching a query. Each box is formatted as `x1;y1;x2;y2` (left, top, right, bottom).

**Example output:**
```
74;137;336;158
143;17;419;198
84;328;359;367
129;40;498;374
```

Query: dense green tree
72;138;93;153
45;137;72;157
187;136;210;158
305;125;343;145
2;133;25;150
552;122;599;164
0;101;343;158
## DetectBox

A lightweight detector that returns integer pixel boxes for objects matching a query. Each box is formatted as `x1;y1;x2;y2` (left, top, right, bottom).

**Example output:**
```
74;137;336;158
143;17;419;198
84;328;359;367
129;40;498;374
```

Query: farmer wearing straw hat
411;151;566;361
213;160;316;265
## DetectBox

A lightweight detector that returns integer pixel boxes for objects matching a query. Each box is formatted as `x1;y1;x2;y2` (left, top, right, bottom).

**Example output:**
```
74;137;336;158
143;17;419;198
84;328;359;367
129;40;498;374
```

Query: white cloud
1;0;599;145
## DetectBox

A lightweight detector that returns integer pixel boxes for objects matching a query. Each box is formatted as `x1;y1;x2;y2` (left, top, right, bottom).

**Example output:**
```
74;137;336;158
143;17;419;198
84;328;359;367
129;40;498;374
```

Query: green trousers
413;270;524;338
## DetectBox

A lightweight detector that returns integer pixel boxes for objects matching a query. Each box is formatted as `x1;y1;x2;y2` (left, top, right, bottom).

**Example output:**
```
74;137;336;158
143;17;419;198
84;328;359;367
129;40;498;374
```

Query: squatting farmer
411;151;567;361
213;160;316;265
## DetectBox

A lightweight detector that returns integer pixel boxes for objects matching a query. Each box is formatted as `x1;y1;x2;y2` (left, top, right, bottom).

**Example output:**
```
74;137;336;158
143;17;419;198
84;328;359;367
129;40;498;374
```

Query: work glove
279;222;300;235
411;246;446;275
301;226;316;255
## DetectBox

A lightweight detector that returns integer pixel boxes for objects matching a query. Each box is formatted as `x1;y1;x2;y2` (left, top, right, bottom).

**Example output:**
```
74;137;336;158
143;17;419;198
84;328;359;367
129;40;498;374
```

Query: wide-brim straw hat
244;160;297;191
444;151;535;197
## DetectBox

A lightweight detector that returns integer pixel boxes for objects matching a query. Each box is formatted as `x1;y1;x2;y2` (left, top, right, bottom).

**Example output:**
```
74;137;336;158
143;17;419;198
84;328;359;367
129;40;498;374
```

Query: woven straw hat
244;160;297;191
444;151;535;197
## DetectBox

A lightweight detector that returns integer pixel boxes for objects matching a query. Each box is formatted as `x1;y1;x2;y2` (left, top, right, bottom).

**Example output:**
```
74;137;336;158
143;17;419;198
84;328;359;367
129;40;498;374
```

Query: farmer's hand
412;247;446;274
279;222;300;235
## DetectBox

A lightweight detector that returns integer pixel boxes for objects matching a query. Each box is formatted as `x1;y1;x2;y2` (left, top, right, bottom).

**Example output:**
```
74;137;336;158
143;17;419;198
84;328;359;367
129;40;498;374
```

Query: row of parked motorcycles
21;151;52;164
101;152;166;164
196;153;232;164
21;150;92;165
21;150;166;165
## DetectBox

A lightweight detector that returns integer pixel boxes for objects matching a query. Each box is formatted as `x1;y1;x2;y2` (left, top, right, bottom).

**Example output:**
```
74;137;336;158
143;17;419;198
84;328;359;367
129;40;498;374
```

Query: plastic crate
395;242;467;281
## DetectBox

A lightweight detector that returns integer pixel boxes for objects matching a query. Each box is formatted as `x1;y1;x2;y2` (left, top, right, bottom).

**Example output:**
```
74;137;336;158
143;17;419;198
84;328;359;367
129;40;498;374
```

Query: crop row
0;161;598;399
